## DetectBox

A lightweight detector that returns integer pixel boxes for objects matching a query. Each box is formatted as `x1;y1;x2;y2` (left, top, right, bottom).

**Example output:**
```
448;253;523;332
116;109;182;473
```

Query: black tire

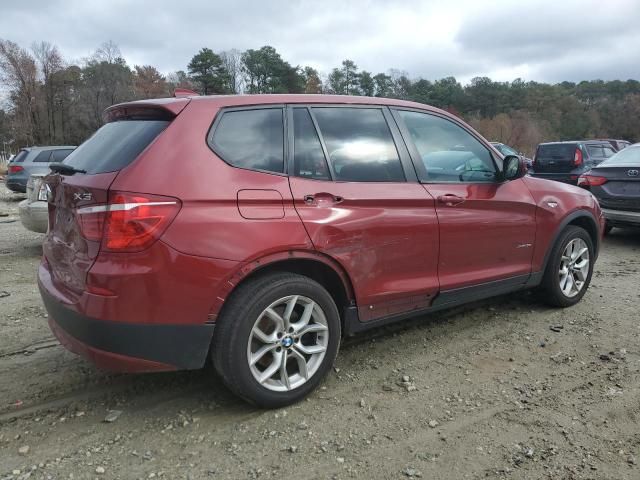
540;225;594;308
212;272;341;408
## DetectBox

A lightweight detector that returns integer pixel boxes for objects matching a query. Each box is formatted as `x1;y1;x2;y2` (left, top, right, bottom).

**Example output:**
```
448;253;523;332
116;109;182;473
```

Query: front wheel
212;272;341;408
540;225;594;307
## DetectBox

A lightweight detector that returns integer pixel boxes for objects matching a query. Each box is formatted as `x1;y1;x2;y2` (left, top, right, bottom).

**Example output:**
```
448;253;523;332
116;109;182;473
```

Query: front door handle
437;194;465;206
303;193;344;206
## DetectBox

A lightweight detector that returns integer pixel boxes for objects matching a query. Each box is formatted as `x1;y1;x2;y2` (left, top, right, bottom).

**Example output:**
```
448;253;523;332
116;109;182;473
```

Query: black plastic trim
541;210;601;270
40;285;214;370
344;273;538;335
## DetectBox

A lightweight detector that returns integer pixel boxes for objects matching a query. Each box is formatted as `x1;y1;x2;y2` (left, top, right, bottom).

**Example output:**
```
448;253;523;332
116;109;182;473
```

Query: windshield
600;146;640;166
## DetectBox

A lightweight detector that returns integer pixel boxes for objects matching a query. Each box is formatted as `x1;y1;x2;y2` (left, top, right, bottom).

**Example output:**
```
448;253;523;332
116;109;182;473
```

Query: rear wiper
49;163;86;175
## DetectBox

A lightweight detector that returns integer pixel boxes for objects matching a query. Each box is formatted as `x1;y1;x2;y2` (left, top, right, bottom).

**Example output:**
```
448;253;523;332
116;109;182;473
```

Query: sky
1;0;639;84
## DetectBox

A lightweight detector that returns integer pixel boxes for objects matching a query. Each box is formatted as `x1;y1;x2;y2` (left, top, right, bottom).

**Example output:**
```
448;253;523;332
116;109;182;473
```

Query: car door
392;108;537;295
287;105;439;322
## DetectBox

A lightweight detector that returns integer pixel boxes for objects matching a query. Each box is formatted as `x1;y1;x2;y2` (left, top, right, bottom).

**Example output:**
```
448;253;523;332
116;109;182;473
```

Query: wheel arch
210;250;357;328
542;209;600;275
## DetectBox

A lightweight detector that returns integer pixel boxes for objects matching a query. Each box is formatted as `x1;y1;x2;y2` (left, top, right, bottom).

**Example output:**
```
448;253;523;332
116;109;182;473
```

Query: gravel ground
0;182;639;479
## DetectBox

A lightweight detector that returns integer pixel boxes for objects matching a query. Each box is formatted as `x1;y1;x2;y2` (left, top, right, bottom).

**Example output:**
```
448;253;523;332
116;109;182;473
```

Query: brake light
8;165;24;174
573;148;583;166
76;192;181;252
577;175;607;187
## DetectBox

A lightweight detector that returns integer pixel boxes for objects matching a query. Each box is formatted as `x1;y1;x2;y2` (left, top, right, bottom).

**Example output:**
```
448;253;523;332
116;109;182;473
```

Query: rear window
536;144;577;159
64;120;170;174
11;150;29;163
600;146;640;165
209;108;284;174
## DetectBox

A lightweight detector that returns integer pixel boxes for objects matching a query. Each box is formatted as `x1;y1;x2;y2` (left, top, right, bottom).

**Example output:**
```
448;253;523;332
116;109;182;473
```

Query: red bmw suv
39;94;604;407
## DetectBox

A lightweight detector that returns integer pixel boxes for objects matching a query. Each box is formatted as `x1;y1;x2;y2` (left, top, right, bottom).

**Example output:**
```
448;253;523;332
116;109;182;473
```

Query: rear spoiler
103;98;190;123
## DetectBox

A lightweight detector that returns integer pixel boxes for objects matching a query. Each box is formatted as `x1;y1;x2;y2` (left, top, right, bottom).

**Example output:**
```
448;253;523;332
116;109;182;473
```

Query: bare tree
94;40;122;64
32;41;63;141
0;39;40;144
220;49;244;93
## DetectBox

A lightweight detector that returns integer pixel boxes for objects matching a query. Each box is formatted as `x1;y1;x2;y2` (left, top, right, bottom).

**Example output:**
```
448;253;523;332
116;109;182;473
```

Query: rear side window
11;150;29;163
587;145;604;158
293;108;330;180
312;107;404;182
209;108;284;174
51;149;73;162
64;120;170;174
34;150;53;162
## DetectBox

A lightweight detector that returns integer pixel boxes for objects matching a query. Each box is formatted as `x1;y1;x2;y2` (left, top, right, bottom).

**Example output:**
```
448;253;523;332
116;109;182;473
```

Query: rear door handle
304;193;344;205
437;194;465;206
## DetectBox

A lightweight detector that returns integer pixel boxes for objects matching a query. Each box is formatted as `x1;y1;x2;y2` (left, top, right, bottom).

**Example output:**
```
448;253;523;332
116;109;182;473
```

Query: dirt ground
0;183;639;480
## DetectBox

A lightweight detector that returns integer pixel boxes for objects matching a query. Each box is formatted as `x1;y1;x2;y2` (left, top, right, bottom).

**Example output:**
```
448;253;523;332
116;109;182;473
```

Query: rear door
43;114;173;299
392;108;537;292
287;105;439;322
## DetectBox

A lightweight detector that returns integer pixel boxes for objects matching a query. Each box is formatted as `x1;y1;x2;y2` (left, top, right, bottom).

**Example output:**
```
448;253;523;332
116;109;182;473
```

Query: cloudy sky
1;0;639;84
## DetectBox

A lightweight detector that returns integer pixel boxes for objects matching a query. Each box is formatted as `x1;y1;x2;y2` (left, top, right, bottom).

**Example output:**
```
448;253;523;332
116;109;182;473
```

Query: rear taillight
9;165;24;174
76;192;181;252
577;175;607;187
573;148;583;166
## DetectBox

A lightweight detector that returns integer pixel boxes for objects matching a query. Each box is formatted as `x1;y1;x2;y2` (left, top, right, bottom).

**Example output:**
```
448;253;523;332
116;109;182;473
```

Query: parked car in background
531;140;616;185
597;139;632;151
18;173;49;233
39;94;603;408
578;143;640;234
490;142;533;169
6;146;76;192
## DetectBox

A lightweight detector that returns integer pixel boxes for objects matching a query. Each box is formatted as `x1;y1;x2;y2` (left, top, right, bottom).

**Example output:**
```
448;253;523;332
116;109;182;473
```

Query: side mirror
502;155;526;181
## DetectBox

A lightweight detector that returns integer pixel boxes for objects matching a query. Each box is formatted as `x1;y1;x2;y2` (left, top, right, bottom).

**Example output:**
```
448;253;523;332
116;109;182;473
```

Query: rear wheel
540;225;594;307
212;272;340;408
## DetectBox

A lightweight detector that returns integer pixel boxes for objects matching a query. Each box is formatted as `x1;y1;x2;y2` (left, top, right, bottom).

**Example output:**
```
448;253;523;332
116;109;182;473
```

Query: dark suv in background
531;140;616;184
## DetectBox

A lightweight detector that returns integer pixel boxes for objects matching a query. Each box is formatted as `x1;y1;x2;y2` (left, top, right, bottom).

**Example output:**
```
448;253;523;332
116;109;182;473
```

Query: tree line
1;39;639;158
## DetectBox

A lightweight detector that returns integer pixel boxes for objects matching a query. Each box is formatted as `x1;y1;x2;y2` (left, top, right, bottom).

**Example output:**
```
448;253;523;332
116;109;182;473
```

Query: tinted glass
210;109;284;173
398;110;496;183
51;149;73;162
602;146;616;158
312;107;403;182
537;144;576;159
11;150;28;163
64;120;169;174
293;108;330;180
34;150;53;162
587;145;605;158
600;146;640;165
496;144;518;156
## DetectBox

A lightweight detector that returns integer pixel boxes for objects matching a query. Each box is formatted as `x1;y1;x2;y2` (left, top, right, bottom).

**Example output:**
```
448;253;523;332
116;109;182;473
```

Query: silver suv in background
6;146;75;193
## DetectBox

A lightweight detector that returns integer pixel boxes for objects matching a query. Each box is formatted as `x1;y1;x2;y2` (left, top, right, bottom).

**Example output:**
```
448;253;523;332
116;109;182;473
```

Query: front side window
398;110;496;183
293;108;330;180
209;108;284;174
311;107;405;182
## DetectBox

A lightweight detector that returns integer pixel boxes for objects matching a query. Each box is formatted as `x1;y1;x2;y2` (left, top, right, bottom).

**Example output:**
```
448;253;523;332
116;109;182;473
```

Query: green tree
359;71;374;96
187;48;229;95
303;66;322;93
241;46;299;93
